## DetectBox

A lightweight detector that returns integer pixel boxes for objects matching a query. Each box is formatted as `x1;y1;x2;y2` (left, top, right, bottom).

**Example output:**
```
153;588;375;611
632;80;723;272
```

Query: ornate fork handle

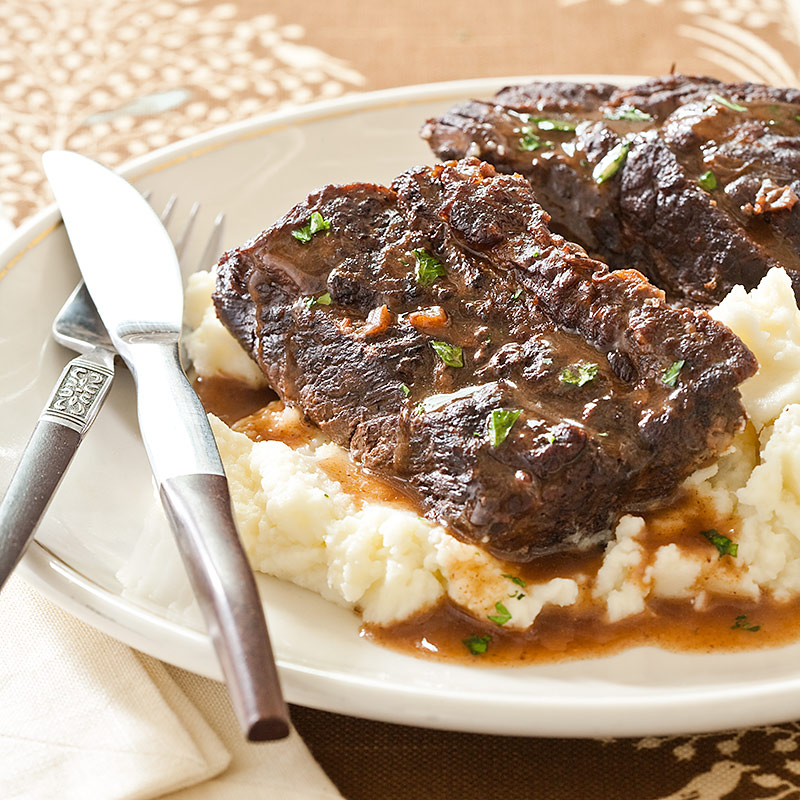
0;347;115;590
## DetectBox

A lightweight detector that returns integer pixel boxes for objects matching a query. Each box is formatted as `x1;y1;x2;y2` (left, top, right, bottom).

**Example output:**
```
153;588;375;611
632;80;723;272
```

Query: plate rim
9;73;800;739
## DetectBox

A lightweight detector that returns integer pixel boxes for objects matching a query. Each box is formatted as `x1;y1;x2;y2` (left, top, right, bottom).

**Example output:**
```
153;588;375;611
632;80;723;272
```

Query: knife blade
42;150;289;741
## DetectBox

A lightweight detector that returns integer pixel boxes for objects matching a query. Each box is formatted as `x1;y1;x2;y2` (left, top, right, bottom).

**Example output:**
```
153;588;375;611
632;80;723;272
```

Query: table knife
42;150;289;741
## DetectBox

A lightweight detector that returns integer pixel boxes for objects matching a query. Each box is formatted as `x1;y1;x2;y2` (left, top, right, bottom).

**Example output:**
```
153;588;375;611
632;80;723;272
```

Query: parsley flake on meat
303;292;332;309
400;383;411;396
529;117;577;132
463;634;491;655
698;170;717;192
593;142;629;184
662;359;685;387
604;105;653;122
430;340;463;368
517;127;554;152
559;362;598;387
488;408;522;447
413;248;447;286
292;211;331;243
711;94;747;113
488;602;512;626
512;288;524;301
510;110;577;132
700;528;738;559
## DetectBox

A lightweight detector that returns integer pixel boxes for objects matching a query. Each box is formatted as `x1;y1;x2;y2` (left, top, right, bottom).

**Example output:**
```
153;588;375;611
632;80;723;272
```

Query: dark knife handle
160;473;290;741
0;352;114;591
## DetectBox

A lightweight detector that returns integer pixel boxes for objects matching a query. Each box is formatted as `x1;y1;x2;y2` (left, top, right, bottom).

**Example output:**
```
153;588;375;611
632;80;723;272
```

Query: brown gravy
196;375;413;509
366;594;800;665
197;374;800;665
194;375;277;427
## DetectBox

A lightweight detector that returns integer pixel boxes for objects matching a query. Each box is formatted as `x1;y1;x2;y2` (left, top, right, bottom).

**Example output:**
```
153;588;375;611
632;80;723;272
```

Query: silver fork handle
0;349;115;591
122;339;289;740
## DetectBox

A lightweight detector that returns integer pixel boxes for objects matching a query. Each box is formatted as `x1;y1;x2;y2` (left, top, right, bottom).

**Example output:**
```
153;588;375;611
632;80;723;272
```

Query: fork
0;196;220;591
0;197;290;739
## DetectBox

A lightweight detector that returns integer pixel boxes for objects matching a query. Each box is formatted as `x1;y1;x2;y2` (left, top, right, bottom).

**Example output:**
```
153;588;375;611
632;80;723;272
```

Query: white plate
4;76;800;739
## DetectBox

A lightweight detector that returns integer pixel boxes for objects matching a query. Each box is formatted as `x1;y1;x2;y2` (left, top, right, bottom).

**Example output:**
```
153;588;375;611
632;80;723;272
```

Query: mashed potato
183;267;800;630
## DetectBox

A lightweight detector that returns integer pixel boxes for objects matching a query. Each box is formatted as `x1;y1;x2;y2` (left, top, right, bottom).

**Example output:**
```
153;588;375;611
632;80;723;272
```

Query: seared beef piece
421;74;800;305
214;158;757;562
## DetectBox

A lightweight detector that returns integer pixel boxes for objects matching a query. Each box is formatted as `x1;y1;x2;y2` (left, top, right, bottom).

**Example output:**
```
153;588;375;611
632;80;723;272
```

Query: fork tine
160;194;178;226
134;191;221;270
195;212;225;272
175;201;200;264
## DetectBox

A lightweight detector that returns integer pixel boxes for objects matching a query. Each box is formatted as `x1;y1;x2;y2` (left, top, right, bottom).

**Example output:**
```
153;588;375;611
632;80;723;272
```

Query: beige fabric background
4;1;800;798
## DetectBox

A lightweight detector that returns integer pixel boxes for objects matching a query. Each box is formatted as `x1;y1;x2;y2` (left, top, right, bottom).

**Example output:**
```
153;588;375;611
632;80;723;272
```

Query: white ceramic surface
4;76;800;739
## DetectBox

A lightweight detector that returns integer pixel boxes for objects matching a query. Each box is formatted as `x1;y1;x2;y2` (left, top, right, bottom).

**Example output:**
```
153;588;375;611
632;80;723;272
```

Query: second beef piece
421;74;800;306
214;157;757;563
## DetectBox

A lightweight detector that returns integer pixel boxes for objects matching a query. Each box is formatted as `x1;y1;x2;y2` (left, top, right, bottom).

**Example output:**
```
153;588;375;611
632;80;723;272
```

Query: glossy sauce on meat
212;157;756;563
422;76;800;305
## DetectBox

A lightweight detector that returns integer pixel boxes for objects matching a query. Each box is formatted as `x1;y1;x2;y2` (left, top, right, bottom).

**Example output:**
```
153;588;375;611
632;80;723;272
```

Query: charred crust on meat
213;157;757;562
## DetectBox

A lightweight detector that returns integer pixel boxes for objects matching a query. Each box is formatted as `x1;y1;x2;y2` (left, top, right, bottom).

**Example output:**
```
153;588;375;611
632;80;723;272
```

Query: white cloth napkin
0;575;344;800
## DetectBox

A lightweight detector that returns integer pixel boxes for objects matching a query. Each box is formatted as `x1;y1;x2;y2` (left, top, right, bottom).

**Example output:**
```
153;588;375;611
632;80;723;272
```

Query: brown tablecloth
4;1;800;797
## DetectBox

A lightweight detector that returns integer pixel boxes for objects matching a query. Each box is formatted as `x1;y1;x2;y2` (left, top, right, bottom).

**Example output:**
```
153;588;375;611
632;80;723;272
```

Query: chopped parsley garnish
415;402;425;416
559;362;599;387
531;117;577;132
413;248;447;286
593;141;629;184
700;528;738;559
510;111;578;132
517;127;554;152
400;383;411;397
661;359;685;387
731;614;760;632
463;634;491;655
488;408;522;447
604;105;653;122
546;433;556;444
711;94;747;113
502;573;527;588
796;114;800;123
488;601;512;626
430;340;463;368
303;292;332;309
292;211;331;243
698;170;717;192
512;288;524;301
